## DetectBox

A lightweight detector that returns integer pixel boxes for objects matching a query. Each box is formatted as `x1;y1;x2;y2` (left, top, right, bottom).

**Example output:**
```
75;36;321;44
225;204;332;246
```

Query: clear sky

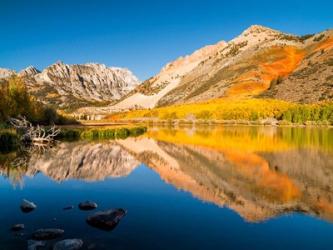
1;0;332;80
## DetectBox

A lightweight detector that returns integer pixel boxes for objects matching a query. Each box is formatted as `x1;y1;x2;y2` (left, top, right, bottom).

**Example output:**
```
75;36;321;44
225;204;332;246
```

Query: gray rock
78;201;98;211
27;240;46;250
11;223;24;231
53;239;83;250
20;199;37;213
86;208;126;231
32;228;64;240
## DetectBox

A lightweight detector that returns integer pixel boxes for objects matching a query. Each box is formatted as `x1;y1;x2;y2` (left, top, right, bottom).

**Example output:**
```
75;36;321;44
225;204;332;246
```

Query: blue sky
1;0;332;80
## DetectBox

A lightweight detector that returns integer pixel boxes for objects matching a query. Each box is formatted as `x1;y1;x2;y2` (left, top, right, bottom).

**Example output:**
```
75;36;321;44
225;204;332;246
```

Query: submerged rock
86;208;127;231
78;201;98;211
11;224;24;231
63;205;74;210
28;240;46;250
53;239;83;250
14;232;25;237
32;228;64;240
20;199;37;213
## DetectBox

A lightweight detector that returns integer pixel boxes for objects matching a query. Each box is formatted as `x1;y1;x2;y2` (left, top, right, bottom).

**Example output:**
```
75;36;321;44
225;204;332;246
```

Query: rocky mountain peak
231;25;281;44
242;25;278;35
0;68;16;79
18;66;40;77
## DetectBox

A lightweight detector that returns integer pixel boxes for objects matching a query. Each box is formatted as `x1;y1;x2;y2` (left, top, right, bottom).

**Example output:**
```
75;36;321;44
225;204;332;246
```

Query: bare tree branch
9;116;60;146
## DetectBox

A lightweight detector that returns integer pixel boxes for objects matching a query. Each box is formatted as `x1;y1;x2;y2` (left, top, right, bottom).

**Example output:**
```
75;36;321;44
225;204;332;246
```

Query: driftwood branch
9;116;60;145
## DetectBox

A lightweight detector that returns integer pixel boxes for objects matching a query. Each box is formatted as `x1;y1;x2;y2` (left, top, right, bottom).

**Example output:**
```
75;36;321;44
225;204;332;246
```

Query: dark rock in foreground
78;201;98;211
53;239;83;250
86;208;126;231
28;240;46;250
11;224;24;231
20;199;37;213
32;228;64;240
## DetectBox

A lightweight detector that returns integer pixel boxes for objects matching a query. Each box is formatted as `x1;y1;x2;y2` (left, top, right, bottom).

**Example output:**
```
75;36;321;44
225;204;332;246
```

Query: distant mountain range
0;62;140;110
1;25;332;114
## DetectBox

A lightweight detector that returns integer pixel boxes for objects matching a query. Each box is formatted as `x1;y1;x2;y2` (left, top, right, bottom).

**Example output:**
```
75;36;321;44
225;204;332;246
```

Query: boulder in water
20;199;37;213
53;239;83;250
28;240;46;250
11;224;24;231
78;201;97;211
86;208;126;231
32;228;64;240
63;205;74;210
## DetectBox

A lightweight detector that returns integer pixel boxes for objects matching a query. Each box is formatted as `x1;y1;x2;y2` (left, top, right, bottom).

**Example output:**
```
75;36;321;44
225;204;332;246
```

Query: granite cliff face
0;62;140;110
27;62;140;109
0;68;16;79
18;66;40;77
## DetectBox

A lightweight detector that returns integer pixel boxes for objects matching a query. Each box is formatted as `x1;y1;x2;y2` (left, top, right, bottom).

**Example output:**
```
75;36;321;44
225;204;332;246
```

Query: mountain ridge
79;25;333;116
0;62;140;110
1;25;332;116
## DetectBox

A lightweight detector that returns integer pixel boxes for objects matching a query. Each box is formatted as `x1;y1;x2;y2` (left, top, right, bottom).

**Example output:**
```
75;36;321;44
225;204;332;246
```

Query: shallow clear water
1;126;333;250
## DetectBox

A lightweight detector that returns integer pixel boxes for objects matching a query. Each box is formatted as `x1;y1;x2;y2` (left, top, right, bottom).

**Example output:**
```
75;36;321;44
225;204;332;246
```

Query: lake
1;125;333;250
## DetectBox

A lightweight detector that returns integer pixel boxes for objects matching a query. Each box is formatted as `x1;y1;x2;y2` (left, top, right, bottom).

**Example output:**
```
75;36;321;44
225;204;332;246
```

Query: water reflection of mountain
118;127;333;223
1;126;333;223
0;142;140;183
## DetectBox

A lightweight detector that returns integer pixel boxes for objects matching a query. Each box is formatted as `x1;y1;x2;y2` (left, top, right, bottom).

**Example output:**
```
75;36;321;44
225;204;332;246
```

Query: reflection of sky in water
1;165;333;250
1;126;333;249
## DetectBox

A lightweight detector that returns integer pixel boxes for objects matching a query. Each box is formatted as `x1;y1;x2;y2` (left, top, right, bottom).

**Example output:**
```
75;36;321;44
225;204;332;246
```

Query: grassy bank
57;126;147;141
0;126;147;152
107;98;333;126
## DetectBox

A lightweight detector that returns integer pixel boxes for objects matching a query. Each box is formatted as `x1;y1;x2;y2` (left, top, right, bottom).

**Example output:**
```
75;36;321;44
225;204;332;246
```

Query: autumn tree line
0;76;74;126
112;98;333;125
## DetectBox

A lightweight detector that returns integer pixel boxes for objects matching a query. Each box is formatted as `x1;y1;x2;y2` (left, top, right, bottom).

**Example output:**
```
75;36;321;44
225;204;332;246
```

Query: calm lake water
1;126;333;250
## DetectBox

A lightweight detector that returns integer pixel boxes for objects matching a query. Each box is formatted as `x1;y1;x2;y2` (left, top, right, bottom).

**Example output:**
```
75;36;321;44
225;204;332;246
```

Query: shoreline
76;119;333;128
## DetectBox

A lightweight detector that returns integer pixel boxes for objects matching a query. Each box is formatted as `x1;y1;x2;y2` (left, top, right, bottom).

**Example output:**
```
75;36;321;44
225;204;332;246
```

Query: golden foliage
108;98;293;121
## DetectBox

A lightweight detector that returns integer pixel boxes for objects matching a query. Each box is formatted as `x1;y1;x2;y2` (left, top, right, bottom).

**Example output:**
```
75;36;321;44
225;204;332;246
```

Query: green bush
58;126;147;141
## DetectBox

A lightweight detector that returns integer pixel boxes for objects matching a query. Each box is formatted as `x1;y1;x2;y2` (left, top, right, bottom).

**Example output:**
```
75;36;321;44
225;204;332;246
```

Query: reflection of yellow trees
148;126;333;152
147;127;292;153
147;128;301;203
119;133;333;222
145;126;333;212
146;127;333;207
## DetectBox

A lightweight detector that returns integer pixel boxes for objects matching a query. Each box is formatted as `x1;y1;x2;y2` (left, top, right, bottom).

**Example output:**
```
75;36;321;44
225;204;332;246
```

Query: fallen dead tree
9;116;60;146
